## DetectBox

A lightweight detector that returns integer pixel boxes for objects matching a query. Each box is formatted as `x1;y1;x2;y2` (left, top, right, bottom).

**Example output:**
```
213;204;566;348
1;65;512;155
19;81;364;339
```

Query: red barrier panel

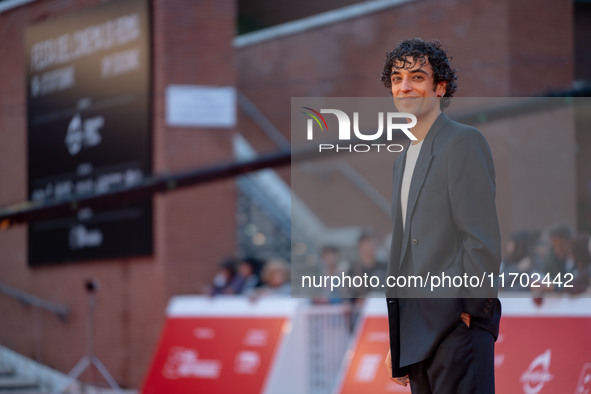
339;314;411;393
495;297;591;394
337;297;591;394
141;296;300;394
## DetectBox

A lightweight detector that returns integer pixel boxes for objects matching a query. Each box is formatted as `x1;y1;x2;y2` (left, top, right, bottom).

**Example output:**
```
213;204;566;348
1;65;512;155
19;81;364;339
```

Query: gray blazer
386;112;502;375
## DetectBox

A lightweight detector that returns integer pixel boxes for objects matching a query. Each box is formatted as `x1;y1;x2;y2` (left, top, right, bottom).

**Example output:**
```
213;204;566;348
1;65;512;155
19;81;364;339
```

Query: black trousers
408;319;495;394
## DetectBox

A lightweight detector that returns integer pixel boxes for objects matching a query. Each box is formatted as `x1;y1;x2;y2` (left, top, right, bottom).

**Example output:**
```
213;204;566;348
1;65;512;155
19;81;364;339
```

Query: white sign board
166;85;236;128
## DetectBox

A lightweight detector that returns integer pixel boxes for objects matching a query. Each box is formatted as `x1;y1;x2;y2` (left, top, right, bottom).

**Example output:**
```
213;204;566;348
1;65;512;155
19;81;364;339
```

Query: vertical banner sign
25;0;152;265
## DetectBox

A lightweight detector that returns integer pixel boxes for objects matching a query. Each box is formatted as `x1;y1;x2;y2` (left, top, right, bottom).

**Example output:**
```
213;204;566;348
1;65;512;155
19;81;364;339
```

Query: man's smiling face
390;57;446;118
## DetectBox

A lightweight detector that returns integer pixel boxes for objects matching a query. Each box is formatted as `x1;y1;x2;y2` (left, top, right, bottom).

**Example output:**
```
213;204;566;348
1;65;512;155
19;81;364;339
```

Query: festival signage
25;0;152;264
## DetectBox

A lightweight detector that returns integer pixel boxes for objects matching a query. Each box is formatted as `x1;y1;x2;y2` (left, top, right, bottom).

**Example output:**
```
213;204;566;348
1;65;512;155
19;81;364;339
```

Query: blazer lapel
391;148;407;228
398;153;433;272
388;148;407;278
398;113;450;272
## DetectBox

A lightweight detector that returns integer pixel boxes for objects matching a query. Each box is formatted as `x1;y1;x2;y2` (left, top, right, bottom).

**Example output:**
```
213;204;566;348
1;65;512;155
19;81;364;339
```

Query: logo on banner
194;327;215;339
354;354;382;382
367;331;389;342
494;333;505;367
234;351;260;374
243;329;268;347
576;363;591;394
302;107;417;153
162;347;221;380
65;113;104;156
69;224;103;250
520;349;553;394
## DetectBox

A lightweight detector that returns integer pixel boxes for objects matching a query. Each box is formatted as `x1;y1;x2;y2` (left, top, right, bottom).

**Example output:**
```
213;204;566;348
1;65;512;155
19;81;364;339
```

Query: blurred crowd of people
205;256;291;298
201;224;590;337
205;224;591;305
500;225;591;295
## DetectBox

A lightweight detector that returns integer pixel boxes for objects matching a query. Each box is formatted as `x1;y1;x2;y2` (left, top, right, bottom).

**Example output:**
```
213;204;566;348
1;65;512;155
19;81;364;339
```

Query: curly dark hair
381;39;457;108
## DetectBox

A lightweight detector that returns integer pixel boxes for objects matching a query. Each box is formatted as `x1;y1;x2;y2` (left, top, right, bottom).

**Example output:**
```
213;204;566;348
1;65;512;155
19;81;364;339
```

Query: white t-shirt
400;140;424;230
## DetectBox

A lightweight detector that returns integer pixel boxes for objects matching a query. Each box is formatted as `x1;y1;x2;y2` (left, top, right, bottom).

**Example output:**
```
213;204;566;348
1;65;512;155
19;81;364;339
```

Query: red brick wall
507;0;574;95
236;0;511;153
0;0;236;388
235;0;576;251
151;0;237;299
237;0;574;150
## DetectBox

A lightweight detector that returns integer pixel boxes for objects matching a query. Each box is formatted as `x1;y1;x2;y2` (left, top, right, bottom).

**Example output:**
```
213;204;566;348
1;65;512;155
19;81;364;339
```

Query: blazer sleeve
447;131;501;320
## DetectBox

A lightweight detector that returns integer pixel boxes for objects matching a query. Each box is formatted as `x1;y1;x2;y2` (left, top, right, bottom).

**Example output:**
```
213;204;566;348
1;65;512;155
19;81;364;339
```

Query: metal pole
50;281;122;394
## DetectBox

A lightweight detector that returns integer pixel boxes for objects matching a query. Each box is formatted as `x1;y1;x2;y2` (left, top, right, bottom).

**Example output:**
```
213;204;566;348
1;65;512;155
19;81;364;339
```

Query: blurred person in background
348;230;388;297
564;234;591;295
207;257;239;295
234;256;263;295
312;245;348;304
348;230;388;329
500;231;540;291
539;225;575;293
251;258;291;297
543;224;574;278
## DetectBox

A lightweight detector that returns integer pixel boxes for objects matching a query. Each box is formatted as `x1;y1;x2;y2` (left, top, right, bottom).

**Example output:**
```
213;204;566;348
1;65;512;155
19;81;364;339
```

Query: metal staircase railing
0;282;69;321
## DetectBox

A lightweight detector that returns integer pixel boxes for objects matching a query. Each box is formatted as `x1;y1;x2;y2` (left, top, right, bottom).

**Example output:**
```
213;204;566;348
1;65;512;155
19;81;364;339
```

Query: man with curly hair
382;39;501;393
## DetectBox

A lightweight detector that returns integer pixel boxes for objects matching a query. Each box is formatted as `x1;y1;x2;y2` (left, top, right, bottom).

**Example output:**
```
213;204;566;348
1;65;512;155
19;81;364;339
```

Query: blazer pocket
419;181;446;202
421;179;445;192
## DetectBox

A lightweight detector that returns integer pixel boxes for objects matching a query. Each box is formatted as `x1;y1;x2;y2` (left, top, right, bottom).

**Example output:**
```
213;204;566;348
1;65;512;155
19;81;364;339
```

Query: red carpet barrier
142;295;591;393
495;296;591;394
336;299;411;393
141;296;304;394
336;296;591;394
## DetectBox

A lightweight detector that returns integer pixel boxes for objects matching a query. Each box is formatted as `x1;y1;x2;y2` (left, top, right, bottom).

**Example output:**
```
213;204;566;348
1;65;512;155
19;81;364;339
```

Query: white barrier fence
303;303;351;394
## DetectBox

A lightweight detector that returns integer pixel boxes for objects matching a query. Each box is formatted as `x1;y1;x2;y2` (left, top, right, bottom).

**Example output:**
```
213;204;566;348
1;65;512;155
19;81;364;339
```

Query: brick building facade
0;0;236;388
0;0;587;389
236;0;581;243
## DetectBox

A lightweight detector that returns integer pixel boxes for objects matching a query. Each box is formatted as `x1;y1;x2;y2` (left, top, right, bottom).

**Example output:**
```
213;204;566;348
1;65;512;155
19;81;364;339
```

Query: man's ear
436;82;447;97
